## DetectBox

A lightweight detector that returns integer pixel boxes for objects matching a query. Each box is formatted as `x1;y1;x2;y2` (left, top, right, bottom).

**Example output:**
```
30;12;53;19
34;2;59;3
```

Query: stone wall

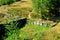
27;21;49;26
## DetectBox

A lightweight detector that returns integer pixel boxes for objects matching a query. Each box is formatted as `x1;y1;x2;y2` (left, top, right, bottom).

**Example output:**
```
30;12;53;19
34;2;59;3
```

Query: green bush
0;0;18;5
19;24;51;40
32;0;49;18
4;21;20;40
32;0;60;19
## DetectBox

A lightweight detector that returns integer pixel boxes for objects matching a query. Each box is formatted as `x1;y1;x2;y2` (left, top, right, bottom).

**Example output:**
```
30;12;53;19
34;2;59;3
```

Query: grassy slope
19;24;60;40
19;24;51;40
18;23;60;40
0;0;60;40
0;0;33;23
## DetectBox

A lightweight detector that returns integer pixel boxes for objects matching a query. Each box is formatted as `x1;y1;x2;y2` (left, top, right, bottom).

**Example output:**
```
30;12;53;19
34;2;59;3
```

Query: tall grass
2;21;60;40
19;24;51;40
19;24;60;40
4;21;20;40
8;8;29;18
32;0;49;18
32;0;60;19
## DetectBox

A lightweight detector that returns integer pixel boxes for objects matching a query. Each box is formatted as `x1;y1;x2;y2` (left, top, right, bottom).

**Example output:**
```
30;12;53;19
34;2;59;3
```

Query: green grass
19;24;60;40
2;21;60;40
19;24;51;40
0;0;19;5
0;0;60;40
4;21;20;40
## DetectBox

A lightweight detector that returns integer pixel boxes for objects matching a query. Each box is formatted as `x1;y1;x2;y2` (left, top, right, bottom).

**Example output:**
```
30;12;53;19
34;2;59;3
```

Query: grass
19;24;51;40
0;0;20;5
4;21;20;40
5;23;50;40
0;0;60;40
19;24;60;40
3;23;60;40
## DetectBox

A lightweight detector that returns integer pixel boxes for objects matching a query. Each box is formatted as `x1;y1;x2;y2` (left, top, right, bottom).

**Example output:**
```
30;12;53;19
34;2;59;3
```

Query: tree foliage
32;0;60;19
32;0;49;18
0;0;20;5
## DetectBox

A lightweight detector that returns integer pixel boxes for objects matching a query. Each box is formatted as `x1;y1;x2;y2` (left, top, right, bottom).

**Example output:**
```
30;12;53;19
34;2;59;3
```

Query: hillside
0;0;60;40
0;0;34;23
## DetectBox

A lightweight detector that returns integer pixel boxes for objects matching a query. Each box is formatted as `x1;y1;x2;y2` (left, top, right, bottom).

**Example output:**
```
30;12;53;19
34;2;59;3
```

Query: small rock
34;22;37;25
36;21;40;25
43;23;48;26
39;22;43;25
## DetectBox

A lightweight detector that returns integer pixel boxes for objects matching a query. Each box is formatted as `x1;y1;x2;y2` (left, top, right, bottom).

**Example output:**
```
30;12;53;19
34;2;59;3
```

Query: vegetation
8;8;29;18
0;0;20;5
1;20;50;40
3;21;20;40
32;0;49;19
19;24;60;40
0;0;60;40
32;0;60;20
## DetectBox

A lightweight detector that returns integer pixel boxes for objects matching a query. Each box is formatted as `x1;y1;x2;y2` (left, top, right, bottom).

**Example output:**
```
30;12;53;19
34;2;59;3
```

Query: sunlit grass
0;0;60;40
19;24;60;40
19;24;51;40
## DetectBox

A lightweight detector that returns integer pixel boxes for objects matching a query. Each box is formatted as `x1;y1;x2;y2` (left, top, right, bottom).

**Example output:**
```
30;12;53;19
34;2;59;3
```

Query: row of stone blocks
27;22;49;26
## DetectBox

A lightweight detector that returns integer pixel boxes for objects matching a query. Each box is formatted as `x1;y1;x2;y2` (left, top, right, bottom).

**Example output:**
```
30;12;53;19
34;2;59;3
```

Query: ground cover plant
19;24;60;40
0;0;60;40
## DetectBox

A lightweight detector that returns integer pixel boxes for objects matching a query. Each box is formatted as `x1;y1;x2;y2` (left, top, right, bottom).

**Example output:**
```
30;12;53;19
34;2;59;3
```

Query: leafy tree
32;0;49;19
32;0;60;19
0;0;20;5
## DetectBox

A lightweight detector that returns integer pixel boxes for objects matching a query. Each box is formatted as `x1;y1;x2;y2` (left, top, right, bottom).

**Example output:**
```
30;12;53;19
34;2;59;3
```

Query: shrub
32;0;60;19
19;24;51;40
0;0;20;5
7;8;29;18
32;0;49;19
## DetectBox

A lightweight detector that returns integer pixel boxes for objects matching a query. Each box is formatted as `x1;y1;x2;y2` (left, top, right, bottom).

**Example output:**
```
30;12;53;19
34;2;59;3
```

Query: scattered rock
27;21;49;26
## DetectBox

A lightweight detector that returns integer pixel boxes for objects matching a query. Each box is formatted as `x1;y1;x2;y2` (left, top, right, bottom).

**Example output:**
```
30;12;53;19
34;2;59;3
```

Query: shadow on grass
0;24;9;40
42;0;60;27
0;18;27;40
